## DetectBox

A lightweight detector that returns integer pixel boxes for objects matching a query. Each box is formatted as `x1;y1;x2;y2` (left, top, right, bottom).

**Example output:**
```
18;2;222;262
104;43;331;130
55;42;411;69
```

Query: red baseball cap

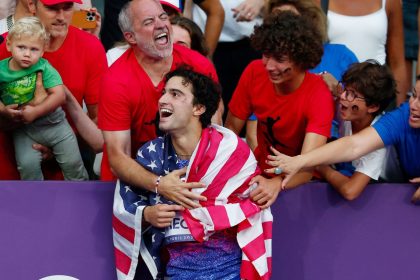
160;0;182;13
39;0;83;5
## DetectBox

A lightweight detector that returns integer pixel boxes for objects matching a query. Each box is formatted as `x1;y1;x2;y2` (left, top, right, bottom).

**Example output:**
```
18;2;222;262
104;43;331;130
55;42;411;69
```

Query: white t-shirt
192;0;262;42
342;115;387;180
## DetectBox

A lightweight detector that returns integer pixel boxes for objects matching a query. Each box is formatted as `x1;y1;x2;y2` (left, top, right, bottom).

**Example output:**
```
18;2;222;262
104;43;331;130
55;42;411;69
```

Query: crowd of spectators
1;0;419;278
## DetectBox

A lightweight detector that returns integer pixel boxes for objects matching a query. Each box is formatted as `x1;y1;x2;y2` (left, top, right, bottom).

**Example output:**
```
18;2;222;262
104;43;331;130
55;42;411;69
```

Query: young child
274;60;395;200
315;60;395;200
0;17;88;180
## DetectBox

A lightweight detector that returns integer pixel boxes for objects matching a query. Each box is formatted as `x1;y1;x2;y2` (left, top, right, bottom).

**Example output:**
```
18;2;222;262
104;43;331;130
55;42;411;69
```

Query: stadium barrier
0;181;418;280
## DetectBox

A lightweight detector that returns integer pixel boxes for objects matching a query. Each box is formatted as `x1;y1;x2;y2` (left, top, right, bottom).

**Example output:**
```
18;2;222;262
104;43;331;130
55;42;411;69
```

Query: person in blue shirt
266;75;420;203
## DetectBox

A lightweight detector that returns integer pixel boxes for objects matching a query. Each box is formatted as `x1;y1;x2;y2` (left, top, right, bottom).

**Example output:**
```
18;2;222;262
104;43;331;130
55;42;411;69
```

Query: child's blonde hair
7;16;49;45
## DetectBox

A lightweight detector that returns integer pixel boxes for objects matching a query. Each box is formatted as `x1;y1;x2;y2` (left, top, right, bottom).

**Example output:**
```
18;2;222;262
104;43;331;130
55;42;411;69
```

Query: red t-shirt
0;27;107;179
98;44;218;180
229;59;334;171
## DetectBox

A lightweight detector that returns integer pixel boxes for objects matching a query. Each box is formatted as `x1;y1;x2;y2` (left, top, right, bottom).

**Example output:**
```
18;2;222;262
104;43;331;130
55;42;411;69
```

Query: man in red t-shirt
0;0;107;179
225;12;334;208
98;0;221;209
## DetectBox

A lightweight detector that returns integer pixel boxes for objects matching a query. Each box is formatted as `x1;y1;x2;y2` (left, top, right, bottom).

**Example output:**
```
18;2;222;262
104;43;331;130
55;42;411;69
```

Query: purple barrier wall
271;182;420;280
0;181;419;280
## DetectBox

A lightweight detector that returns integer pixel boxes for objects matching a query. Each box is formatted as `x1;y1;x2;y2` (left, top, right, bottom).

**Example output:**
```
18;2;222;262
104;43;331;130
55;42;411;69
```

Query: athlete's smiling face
158;76;203;133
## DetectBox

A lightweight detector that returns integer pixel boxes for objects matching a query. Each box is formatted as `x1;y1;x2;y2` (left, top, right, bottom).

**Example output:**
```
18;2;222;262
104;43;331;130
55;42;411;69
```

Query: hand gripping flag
112;124;273;280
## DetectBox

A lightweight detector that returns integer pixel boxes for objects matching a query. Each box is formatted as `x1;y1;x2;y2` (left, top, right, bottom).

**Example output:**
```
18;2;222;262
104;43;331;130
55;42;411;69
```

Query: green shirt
0;57;63;105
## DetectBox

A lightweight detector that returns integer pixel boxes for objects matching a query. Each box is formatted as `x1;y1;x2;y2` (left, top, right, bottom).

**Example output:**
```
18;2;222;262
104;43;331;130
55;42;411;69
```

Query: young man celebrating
225;12;334;208
113;67;272;280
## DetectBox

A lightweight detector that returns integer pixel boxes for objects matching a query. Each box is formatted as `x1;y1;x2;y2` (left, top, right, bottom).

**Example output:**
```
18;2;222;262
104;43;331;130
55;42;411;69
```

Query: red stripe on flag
114;246;131;275
242;233;266;261
208;205;231;230
240;259;271;280
203;138;251;199
262;221;273;239
240;199;260;217
187;128;222;183
182;210;205;242
113;214;135;244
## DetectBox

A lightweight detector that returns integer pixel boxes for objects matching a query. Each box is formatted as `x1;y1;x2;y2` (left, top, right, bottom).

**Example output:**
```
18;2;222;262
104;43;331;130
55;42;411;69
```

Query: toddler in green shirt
0;17;87;180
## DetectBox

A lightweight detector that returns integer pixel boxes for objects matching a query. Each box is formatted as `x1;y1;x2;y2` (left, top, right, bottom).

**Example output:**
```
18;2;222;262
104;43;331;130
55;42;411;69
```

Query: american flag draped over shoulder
112;124;273;280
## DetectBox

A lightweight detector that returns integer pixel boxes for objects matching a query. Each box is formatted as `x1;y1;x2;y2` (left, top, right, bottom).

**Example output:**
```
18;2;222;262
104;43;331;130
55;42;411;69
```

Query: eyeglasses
336;82;366;102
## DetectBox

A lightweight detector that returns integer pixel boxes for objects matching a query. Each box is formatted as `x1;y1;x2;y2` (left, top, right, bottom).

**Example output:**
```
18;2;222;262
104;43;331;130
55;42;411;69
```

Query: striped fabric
112;125;272;279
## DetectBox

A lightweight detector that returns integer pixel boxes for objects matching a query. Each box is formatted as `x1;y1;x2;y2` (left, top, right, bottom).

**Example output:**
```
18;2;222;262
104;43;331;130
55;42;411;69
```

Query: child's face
337;83;377;122
6;35;45;70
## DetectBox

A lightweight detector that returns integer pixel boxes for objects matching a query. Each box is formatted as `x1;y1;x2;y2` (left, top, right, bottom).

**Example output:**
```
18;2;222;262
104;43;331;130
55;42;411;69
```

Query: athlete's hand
143;204;184;228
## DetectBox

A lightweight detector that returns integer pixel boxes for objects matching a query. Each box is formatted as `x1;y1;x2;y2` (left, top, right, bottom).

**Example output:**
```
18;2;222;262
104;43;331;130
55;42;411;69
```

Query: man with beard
98;0;221;208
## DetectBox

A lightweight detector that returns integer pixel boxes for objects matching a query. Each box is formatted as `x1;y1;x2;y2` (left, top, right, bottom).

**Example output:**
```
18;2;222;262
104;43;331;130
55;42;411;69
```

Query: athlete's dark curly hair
250;11;323;70
165;66;221;127
341;60;396;115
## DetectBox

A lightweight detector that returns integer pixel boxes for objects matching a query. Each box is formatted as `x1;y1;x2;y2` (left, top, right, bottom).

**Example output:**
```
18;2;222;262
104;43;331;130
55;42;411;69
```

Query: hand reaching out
265;146;304;187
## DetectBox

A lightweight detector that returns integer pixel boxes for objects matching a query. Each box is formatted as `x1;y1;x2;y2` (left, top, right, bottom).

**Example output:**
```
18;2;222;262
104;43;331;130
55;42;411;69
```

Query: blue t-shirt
373;102;420;179
310;43;358;79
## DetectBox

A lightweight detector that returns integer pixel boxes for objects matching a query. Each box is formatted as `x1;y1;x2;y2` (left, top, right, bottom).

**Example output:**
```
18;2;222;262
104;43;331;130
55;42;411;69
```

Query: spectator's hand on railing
410;178;420;204
158;167;207;209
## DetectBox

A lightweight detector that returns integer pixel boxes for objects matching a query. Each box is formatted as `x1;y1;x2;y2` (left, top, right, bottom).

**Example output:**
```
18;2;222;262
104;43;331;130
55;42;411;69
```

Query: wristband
155;175;162;194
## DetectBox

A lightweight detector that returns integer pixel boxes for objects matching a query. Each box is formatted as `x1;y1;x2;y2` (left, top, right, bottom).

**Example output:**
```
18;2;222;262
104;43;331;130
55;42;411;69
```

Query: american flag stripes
112;125;273;279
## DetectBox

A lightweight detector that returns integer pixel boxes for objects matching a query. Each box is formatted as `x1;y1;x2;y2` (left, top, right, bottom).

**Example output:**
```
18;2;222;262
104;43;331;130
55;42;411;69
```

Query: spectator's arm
63;86;103;152
316;166;372;201
197;0;224;57
280;132;328;189
225;110;246;135
103;130;206;209
21;84;66;124
86;104;98;123
386;0;409;105
266;127;385;188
